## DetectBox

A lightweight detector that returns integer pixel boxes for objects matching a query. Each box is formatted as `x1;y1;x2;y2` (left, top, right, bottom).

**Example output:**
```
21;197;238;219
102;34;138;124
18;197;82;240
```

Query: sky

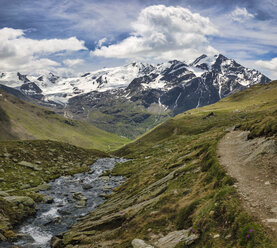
0;0;277;78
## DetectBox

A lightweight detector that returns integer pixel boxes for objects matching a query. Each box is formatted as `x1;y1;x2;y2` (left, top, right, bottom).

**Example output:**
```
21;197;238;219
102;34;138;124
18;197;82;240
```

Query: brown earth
217;130;277;239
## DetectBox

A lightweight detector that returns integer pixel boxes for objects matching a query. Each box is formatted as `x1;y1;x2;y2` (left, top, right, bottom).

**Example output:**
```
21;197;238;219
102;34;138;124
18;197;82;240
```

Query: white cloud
255;58;277;78
91;5;218;61
63;58;84;67
97;38;107;47
231;7;254;22
208;7;277;65
256;57;277;70
0;27;87;74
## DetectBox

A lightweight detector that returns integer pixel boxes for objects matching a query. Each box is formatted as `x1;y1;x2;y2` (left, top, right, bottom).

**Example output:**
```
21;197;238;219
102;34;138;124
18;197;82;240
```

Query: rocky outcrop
3;196;35;207
131;229;199;248
18;161;42;171
155;229;199;247
132;239;154;248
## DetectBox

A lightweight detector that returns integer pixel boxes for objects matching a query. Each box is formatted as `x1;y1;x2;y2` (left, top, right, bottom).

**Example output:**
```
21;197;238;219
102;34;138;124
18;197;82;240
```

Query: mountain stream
6;158;126;248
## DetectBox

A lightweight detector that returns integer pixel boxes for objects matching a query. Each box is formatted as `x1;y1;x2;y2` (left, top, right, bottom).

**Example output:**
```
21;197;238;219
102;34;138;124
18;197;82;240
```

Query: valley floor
218;131;277;239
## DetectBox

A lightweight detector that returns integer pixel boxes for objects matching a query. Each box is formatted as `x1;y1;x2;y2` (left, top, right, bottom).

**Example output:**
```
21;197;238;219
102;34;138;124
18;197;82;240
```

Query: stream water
5;158;126;248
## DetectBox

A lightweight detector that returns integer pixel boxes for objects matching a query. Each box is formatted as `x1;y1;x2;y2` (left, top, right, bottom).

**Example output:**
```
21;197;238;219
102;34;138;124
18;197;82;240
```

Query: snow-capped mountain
0;62;155;105
0;54;269;107
0;54;271;138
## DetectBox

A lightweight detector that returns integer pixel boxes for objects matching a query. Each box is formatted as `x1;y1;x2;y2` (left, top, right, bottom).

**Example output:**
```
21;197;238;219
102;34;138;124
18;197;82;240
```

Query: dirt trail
217;131;277;238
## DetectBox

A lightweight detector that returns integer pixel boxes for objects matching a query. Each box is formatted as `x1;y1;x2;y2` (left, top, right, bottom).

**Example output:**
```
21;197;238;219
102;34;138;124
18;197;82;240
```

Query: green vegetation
60;81;277;247
86;100;170;139
0;89;129;151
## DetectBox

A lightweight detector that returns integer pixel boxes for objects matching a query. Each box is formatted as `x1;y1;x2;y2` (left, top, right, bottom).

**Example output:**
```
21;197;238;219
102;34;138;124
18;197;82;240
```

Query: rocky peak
48;73;59;84
191;54;208;66
17;72;30;83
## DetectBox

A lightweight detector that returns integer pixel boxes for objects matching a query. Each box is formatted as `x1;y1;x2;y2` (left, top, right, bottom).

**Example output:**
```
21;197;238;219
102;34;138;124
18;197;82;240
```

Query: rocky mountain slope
55;81;277;247
0;54;271;138
0;89;129;151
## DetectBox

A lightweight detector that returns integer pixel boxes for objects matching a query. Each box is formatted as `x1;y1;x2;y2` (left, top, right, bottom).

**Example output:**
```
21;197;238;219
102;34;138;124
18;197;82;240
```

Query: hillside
57;81;277;247
0;89;129;151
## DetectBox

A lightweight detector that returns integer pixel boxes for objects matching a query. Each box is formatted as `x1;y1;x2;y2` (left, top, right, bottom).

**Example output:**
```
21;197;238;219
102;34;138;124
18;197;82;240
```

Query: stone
20;184;31;190
209;210;215;216
155;229;199;247
51;236;63;248
28;183;51;192
225;234;231;239
4;196;35;207
132;239;154;248
0;233;7;241
271;207;277;213
100;193;108;197
265;219;277;223
0;191;9;197
3;153;11;158
81;183;93;190
77;200;86;207
265;181;270;185
72;192;87;201
0;169;4;173
42;195;54;204
213;234;220;238
18;161;42;171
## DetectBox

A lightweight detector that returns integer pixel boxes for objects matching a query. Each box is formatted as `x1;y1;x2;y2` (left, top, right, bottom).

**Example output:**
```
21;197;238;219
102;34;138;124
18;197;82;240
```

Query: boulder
72;192;87;201
3;196;35;207
132;239;154;248
31;183;51;192
155;229;199;248
18;161;42;171
42;195;54;204
0;191;9;197
3;153;11;158
51;236;64;248
81;183;93;190
76;200;86;208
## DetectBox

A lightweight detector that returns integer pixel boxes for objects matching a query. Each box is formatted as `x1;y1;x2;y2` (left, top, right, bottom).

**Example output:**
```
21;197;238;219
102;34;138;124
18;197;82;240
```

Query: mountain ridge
0;54;271;138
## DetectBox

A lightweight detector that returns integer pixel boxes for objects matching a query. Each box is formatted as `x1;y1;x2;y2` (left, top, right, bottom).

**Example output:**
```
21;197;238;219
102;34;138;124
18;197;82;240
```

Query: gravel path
217;131;277;239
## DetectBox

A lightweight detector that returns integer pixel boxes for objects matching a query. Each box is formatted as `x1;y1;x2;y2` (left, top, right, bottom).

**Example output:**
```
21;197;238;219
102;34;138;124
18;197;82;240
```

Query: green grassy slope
0;90;129;151
87;102;170;139
60;81;277;247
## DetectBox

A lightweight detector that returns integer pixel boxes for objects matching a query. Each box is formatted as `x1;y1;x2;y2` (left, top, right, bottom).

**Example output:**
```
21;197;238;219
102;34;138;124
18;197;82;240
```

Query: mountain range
0;54;270;138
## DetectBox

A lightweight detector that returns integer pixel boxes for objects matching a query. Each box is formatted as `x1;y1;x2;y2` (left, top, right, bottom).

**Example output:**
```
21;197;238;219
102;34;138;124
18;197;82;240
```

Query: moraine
4;158;126;248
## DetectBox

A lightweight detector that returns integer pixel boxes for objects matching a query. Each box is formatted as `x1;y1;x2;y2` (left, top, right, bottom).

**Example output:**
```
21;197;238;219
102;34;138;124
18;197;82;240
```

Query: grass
86;100;170;139
60;81;277;247
0;89;130;151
